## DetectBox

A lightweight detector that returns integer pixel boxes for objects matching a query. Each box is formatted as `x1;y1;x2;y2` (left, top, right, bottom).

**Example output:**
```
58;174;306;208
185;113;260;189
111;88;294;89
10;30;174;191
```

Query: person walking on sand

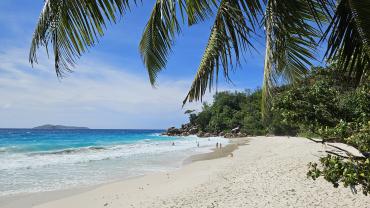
216;142;219;148
197;142;200;148
219;143;222;149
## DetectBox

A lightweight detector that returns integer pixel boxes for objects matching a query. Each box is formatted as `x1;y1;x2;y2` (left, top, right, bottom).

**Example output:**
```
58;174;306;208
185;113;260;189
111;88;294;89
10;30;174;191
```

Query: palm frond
182;0;217;25
29;0;136;77
183;0;263;105
262;0;325;115
139;0;216;85
139;0;180;85
324;0;370;86
348;1;370;55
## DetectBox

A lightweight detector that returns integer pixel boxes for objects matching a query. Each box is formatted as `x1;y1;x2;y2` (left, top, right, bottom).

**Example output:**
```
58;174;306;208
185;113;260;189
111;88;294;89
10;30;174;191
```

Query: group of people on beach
171;141;222;149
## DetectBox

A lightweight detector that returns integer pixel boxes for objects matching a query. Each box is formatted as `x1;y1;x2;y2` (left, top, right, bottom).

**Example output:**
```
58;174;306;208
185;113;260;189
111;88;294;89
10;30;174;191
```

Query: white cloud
0;48;221;129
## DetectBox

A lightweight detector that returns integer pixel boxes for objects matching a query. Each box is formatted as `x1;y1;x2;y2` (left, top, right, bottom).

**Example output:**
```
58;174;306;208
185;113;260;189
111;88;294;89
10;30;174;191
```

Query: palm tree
29;0;370;113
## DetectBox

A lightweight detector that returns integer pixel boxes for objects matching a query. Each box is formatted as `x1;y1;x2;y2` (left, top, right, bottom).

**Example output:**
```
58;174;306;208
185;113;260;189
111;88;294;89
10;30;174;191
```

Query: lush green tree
195;91;247;132
268;112;299;136
30;0;370;112
240;90;266;135
272;68;343;135
189;90;267;134
195;103;212;130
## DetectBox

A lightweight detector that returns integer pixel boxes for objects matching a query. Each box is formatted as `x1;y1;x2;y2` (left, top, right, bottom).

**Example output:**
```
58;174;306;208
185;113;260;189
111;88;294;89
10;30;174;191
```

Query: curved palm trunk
262;5;273;117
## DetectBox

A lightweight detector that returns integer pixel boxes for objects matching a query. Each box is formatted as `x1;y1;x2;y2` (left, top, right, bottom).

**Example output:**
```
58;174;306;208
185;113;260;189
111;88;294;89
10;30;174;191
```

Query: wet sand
184;137;248;164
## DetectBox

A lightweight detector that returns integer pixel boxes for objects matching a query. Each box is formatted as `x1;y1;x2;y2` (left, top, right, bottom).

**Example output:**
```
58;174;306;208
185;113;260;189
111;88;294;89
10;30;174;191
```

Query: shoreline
2;136;370;208
183;137;249;164
0;136;244;208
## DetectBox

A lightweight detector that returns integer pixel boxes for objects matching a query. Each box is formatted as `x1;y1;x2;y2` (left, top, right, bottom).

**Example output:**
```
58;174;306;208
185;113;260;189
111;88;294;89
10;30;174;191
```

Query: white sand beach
3;136;370;208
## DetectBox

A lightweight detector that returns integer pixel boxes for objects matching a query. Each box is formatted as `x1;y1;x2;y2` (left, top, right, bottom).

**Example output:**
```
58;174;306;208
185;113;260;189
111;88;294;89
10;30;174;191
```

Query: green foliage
345;122;370;153
308;157;370;195
318;120;355;141
195;103;212;131
240;90;268;135
272;68;370;135
272;68;343;135
269;113;299;136
339;85;370;123
189;88;296;136
190;90;267;135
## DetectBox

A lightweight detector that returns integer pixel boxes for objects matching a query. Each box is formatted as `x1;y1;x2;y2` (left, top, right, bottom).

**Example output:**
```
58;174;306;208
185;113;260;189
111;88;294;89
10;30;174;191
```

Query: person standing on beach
216;142;219;148
219;143;222;149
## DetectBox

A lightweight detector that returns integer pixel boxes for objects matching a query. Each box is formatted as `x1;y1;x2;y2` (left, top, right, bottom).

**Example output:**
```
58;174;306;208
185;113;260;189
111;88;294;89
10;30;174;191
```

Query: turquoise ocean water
0;129;228;197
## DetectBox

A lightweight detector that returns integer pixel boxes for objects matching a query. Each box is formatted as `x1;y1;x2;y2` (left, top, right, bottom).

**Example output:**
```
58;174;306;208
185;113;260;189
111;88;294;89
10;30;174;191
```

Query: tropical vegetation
188;90;268;135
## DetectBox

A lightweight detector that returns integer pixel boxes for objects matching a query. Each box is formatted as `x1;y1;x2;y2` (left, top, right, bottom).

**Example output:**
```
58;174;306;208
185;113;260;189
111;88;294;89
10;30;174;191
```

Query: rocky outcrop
163;124;249;138
188;127;198;134
163;124;199;136
165;127;181;136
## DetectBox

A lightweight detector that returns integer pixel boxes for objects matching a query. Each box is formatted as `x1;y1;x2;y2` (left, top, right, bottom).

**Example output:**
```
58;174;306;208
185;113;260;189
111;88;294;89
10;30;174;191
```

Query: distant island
33;125;89;130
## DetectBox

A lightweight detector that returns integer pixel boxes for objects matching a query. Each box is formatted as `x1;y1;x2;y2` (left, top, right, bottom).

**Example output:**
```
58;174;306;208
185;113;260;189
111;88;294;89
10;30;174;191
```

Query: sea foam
0;129;228;197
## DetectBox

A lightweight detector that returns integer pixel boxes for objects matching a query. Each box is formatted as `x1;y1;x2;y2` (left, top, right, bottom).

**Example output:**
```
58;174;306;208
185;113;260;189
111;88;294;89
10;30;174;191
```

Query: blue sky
0;1;271;129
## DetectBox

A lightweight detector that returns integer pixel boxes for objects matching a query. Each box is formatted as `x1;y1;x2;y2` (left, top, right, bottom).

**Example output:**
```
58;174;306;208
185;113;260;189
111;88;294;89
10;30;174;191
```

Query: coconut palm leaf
261;0;325;115
348;1;370;55
29;0;137;77
29;0;368;114
182;0;217;25
139;0;216;85
139;0;181;85
324;0;370;85
183;0;263;105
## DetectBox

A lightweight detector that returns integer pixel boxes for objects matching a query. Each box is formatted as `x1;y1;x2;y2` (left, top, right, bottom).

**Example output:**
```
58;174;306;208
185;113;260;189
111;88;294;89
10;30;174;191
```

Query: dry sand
2;136;370;208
